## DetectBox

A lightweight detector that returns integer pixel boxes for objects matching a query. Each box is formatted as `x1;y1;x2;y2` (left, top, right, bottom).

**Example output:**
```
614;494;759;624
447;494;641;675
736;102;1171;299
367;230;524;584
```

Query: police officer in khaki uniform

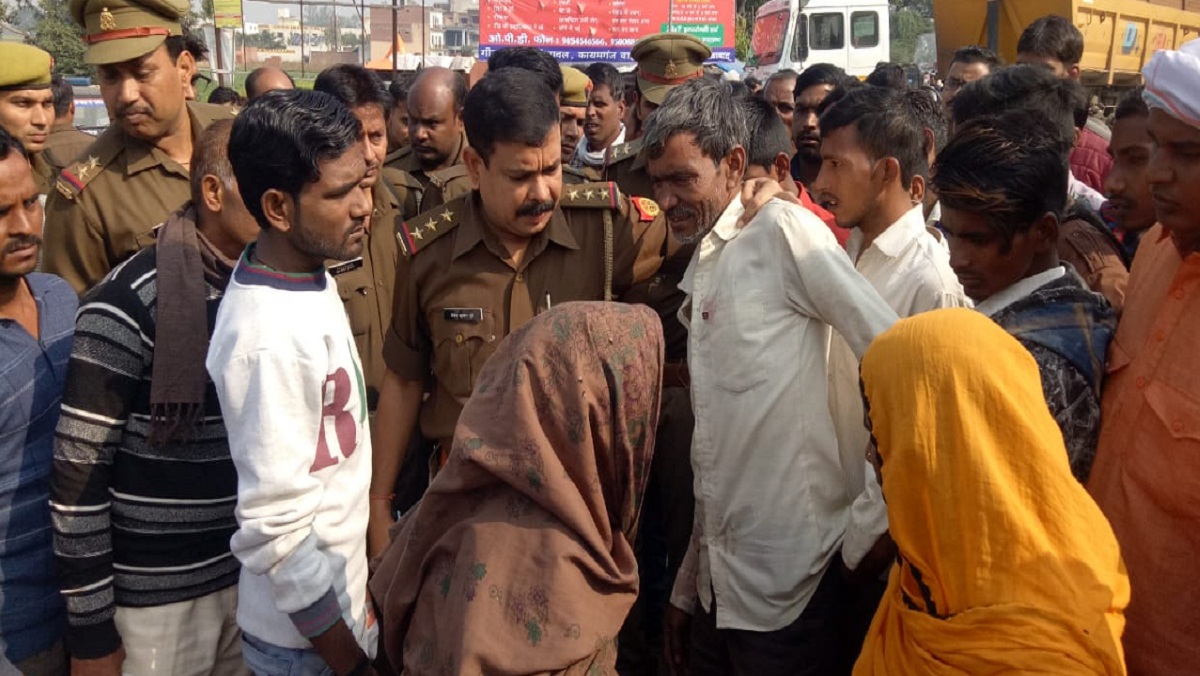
0;44;56;195
559;66;600;185
604;33;710;676
43;0;234;294
367;68;672;558
314;65;419;408
385;67;472;214
44;75;99;174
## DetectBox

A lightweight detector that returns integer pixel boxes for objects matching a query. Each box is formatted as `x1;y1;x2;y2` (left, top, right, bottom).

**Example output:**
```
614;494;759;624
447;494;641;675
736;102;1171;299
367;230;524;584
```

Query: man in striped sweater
50;119;260;676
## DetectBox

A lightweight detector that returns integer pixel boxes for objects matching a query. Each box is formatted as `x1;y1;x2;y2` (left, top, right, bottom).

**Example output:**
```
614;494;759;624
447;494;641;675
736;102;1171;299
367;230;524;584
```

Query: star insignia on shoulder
440;210;454;223
424;218;438;233
411;226;424;240
598;188;609;200
583;189;595;199
76;155;100;182
568;189;580;200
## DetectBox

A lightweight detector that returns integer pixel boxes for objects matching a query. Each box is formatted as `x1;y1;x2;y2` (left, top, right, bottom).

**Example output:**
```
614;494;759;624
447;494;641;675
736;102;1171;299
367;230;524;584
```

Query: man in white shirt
207;90;379;676
812;84;970;669
652;78;898;675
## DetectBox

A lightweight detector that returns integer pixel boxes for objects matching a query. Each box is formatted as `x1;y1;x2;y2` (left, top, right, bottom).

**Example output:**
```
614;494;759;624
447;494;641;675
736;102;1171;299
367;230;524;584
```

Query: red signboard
480;0;737;63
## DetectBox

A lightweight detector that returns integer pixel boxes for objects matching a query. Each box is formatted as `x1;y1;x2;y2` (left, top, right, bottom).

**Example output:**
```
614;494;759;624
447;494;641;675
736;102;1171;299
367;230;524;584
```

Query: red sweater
797;182;851;247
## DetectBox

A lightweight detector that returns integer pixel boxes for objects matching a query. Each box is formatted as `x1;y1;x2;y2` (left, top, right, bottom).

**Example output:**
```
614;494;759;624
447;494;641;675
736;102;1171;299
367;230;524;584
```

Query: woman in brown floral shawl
369;302;664;675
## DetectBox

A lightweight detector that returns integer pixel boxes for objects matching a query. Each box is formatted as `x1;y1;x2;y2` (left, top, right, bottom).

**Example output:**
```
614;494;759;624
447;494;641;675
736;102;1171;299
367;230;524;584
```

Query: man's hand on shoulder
737;177;801;229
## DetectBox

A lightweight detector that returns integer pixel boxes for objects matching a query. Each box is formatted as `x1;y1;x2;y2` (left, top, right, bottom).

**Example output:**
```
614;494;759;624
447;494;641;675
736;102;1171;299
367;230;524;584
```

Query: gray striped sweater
50;243;239;659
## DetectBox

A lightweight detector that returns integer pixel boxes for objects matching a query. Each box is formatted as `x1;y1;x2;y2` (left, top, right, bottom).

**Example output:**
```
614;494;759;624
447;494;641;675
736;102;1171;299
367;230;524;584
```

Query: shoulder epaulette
561;181;622;210
53;129;122;202
428;163;469;189
385;146;412;166
188;101;239;128
605;138;644;167
397;199;462;257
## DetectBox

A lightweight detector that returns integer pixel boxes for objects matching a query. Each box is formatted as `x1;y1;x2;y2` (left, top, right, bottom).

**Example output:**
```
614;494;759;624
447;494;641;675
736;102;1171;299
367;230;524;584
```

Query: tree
891;5;933;63
28;0;87;76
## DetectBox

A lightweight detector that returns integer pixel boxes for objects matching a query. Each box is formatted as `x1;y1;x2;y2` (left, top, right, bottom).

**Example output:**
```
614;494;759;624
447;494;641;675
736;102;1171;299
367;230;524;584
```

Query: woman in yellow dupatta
856;308;1129;675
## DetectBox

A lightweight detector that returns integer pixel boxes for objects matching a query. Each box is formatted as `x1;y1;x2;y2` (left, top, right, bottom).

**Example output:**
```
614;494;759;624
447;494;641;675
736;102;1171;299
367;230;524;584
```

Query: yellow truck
933;0;1200;88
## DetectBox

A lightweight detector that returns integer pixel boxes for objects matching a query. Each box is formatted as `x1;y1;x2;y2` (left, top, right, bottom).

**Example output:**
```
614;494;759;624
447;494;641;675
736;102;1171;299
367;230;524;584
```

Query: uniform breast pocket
336;276;373;338
1129;381;1200;518
430;310;498;400
709;289;768;393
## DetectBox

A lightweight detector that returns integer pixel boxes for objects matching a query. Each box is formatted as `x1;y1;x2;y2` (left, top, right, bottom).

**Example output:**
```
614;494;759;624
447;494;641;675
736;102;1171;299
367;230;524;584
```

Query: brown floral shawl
369;302;664;675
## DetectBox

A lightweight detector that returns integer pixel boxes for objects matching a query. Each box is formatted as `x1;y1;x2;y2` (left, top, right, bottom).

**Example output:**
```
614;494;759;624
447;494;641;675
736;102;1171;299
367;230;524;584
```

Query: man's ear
724;146;747;187
175;48;197;89
261;189;293;234
464;145;484;190
772;152;792;185
910;174;927;206
200;174;223;213
1032;211;1060;251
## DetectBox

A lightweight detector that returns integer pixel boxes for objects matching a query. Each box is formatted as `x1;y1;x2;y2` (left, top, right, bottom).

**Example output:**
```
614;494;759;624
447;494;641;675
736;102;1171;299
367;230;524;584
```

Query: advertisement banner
479;0;737;63
213;0;243;29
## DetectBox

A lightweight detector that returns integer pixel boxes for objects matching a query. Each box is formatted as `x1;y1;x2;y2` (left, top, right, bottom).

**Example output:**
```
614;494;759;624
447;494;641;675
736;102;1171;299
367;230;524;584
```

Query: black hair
815;78;865;116
793;63;849;99
388;71;419;107
190;118;236;199
1114;86;1149;121
744;76;762;89
902;87;948;164
728;80;751;100
933;109;1068;251
866;62;908;90
819;85;928;186
487;47;563;95
0;126;25;161
314;64;393;113
164;32;206;62
952;45;1004;70
741;96;792;172
950;65;1084;150
621;71;640;106
245;67;296;99
207;86;241;106
1017;15;1084;66
463;68;559;165
584;62;624;101
228;90;362;229
50;75;73;117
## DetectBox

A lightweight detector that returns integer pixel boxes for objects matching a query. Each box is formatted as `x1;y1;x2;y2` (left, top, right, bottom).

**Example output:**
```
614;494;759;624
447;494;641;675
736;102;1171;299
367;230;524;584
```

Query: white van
745;0;891;81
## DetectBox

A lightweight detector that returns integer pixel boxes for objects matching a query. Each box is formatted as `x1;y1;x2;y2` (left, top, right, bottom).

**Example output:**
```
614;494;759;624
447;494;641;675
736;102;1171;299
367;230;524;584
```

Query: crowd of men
0;0;1197;673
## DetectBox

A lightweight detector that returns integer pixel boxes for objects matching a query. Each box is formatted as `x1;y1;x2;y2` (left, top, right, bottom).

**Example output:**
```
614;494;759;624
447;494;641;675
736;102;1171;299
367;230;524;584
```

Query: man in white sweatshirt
207;89;378;676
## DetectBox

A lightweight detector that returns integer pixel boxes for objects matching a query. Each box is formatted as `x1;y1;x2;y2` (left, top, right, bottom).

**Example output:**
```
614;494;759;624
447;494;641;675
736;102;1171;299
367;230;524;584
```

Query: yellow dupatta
855;308;1129;675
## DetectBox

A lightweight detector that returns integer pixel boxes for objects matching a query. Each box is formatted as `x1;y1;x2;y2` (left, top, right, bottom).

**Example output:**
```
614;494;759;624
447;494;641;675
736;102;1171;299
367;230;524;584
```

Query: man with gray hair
651;78;897;675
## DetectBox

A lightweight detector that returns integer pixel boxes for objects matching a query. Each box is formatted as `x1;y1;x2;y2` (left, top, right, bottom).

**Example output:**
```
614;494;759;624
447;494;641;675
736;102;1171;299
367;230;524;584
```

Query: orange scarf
369;302;663;675
856;308;1129;675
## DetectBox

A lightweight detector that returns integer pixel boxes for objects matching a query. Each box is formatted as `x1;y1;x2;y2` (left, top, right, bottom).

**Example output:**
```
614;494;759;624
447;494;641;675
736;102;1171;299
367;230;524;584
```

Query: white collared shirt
974;266;1067;317
671;197;898;632
829;206;972;564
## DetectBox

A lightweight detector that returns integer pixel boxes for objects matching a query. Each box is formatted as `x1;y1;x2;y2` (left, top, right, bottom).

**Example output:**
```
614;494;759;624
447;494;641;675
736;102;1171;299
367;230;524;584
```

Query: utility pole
987;0;1000;53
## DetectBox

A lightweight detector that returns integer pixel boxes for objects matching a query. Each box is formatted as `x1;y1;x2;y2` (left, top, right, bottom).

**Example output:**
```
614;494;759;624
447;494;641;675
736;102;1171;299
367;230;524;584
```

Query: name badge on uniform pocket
444;308;484;323
328;257;364;277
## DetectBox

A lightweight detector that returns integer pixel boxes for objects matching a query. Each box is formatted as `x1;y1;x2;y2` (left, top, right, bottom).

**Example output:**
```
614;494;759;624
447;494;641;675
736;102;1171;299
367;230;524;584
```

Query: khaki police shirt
43;125;96;173
333;172;406;408
386;133;471;214
604;136;695;361
30;152;54;195
384;183;669;444
43;102;235;293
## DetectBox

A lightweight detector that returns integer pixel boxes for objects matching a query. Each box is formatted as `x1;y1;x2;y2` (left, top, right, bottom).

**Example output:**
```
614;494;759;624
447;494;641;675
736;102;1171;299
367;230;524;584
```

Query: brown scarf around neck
149;204;234;446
